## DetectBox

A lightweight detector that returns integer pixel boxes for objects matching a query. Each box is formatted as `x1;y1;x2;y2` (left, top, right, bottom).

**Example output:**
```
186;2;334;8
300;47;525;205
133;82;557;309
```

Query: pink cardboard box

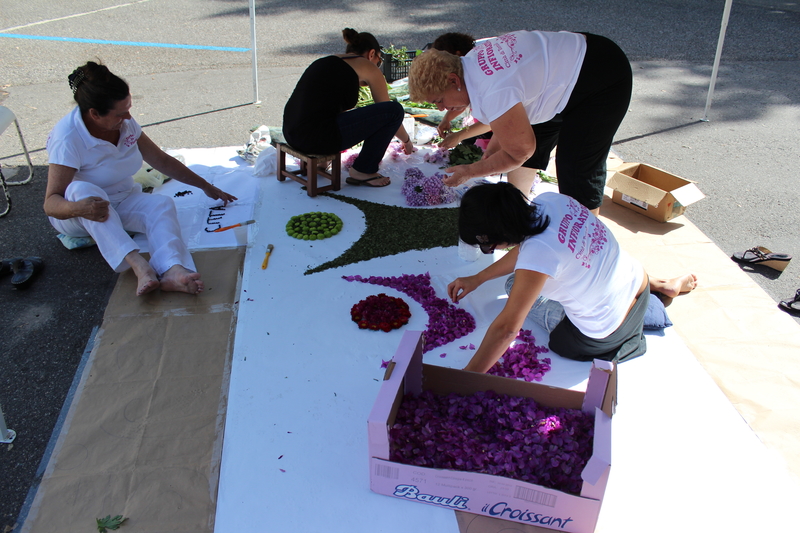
368;331;616;533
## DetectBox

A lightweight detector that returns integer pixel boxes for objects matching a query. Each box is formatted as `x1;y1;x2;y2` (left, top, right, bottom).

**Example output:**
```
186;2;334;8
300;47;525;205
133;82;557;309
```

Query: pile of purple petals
389;389;594;495
401;168;459;207
387;141;416;162
488;329;552;382
342;149;360;171
423;147;450;166
343;273;475;353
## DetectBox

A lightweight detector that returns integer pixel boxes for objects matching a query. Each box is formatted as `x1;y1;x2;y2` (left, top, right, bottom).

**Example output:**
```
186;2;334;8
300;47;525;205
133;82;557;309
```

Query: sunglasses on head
475;235;497;255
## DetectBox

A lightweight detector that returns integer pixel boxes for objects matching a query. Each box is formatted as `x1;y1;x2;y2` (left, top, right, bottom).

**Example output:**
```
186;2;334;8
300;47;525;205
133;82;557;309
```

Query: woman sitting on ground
282;28;414;188
44;61;237;297
448;182;697;371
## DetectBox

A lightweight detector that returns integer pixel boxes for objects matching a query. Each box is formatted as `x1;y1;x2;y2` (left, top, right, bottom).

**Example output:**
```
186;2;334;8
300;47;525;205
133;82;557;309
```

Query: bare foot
137;276;160;296
650;273;698;299
348;168;390;187
159;264;204;294
125;250;160;296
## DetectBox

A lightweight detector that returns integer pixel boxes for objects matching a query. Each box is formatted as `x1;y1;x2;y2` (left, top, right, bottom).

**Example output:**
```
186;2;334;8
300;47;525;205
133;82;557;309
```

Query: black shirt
283;56;360;154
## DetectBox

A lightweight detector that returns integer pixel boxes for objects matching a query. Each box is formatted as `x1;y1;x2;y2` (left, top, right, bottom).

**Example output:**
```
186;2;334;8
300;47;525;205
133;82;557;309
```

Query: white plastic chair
0;105;34;217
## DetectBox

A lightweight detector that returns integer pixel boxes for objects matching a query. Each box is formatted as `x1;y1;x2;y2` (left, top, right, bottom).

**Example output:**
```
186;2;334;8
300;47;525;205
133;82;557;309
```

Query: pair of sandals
0;256;44;289
732;247;799;317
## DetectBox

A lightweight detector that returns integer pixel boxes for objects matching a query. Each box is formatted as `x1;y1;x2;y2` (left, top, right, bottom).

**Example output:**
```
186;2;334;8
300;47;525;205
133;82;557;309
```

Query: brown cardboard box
368;331;617;533
606;163;705;222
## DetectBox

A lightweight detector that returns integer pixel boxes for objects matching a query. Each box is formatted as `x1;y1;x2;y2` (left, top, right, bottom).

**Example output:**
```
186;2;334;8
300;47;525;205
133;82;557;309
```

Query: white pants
49;181;195;275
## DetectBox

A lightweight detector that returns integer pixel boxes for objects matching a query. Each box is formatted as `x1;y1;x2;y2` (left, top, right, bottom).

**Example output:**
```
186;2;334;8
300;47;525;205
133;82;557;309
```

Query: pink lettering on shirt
123;134;136;147
558;199;608;268
475;33;524;76
495;33;523;66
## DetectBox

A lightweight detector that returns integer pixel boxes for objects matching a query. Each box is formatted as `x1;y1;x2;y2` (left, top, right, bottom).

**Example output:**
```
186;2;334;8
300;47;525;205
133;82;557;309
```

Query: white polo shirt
462;31;586;125
47;106;143;203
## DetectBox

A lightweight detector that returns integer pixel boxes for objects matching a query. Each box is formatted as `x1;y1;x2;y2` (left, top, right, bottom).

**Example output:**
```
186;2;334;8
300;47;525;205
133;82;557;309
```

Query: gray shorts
505;274;648;362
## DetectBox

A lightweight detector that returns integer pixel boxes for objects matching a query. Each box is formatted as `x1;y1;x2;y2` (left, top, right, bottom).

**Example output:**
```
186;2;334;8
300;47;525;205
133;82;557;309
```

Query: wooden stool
275;142;341;197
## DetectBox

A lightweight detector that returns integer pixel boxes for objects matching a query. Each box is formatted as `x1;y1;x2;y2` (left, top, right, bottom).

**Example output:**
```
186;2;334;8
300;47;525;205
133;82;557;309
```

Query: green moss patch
304;194;459;275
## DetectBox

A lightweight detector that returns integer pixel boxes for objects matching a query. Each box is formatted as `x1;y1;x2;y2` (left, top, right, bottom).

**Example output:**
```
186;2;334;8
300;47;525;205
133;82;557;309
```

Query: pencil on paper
214;220;256;232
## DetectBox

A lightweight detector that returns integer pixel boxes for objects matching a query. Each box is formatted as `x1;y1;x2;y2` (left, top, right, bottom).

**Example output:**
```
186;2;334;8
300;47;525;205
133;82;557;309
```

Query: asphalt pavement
1;0;799;530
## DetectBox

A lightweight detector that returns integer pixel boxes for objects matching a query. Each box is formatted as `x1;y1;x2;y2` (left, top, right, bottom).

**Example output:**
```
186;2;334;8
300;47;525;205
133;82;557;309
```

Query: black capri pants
522;33;632;210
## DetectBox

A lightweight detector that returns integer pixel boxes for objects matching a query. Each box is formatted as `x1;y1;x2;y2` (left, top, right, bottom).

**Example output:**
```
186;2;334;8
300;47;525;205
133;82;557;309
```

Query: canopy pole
249;0;260;104
703;0;733;121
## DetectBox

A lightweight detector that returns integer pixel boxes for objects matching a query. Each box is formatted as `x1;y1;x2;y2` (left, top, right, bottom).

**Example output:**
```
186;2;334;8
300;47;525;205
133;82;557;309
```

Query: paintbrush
213;220;255;233
261;244;274;269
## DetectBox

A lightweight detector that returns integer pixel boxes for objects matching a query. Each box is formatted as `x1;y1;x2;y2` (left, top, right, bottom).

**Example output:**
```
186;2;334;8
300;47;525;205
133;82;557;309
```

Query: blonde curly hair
408;49;464;103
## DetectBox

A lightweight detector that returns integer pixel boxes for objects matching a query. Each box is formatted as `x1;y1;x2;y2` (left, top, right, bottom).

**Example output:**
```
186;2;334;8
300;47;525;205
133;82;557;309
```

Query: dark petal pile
351;293;411;332
487;329;552;382
389;389;595;495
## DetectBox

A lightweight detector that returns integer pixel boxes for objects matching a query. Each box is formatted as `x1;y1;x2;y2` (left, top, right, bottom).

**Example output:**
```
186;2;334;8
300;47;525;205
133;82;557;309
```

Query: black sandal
732;246;792;272
11;256;43;289
0;258;13;278
345;175;390;187
779;289;800;316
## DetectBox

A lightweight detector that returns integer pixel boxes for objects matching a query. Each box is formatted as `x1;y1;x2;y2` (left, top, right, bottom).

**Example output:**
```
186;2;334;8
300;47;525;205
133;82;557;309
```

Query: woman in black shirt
283;28;413;187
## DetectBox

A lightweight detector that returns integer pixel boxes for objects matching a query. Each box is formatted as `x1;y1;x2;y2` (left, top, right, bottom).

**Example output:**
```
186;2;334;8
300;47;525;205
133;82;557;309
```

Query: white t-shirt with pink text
515;192;644;338
462;31;586;125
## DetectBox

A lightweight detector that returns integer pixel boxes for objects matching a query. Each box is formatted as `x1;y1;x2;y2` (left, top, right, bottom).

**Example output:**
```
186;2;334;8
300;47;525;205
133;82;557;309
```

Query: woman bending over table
282;28;414;188
448;182;697;371
409;31;632;212
45;62;237;297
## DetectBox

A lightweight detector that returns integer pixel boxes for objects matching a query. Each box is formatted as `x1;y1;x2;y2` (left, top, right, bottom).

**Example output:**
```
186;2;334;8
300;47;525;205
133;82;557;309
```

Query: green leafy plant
448;143;484;166
405;100;437;109
96;515;127;532
381;44;410;62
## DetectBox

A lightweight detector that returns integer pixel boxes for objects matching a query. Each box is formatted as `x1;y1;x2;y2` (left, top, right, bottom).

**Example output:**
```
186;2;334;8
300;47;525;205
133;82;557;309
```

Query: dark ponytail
342;28;381;55
69;61;129;116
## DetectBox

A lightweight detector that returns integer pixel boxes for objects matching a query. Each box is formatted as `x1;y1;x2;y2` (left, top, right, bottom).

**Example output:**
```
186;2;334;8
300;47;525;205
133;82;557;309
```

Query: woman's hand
443;164;472;187
401;139;416;155
448;274;482;303
76;196;110;221
203;183;237;206
438;131;462;150
437;121;452;138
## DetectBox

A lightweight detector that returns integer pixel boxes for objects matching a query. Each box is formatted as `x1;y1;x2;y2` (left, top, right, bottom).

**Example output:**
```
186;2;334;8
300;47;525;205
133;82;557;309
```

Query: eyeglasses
375;55;383;68
475;235;496;255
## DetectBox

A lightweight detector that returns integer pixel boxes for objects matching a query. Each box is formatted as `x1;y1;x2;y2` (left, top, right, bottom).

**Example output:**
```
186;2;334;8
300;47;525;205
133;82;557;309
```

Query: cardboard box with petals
368;330;616;533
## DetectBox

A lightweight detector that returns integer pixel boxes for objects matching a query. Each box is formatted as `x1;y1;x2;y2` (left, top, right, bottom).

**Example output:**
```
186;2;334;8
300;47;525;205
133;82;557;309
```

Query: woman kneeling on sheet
282;28;414;188
448;183;697;371
44;62;237;297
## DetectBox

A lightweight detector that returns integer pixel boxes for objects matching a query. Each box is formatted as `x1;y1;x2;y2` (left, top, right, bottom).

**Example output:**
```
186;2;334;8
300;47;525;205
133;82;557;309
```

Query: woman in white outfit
44;62;236;296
